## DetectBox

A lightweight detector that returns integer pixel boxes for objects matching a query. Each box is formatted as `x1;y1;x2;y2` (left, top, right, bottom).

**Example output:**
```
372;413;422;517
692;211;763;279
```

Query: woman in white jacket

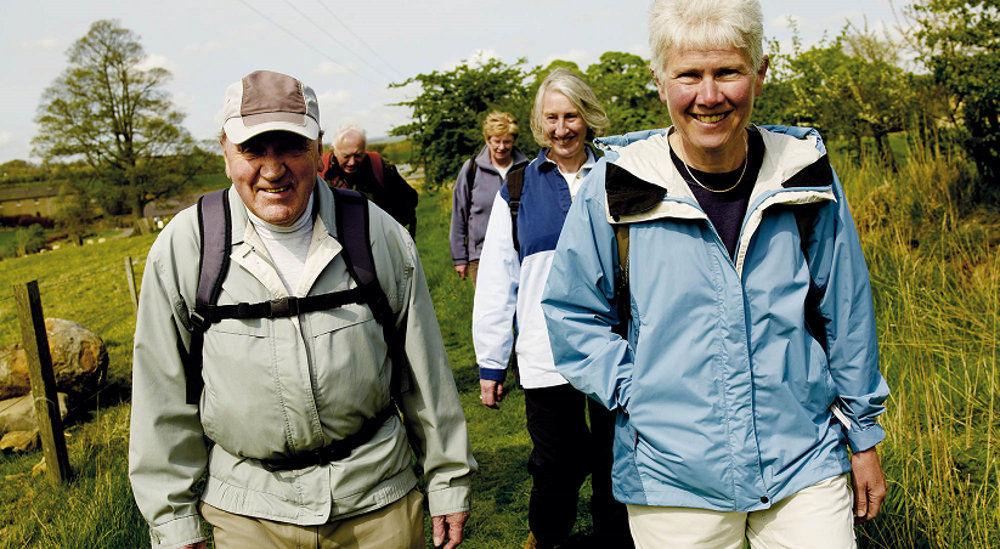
472;69;631;549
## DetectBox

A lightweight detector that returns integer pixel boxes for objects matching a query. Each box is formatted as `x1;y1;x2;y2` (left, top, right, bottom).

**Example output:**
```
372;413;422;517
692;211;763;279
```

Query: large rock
0;430;39;452
0;318;107;400
0;393;69;434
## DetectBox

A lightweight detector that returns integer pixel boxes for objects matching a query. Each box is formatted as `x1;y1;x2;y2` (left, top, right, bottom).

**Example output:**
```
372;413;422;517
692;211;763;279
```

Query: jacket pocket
200;319;289;458
308;305;389;415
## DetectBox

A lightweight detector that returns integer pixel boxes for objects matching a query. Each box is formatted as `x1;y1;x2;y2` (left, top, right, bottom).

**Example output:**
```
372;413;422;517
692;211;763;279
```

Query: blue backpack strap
187;188;231;404
332;187;412;397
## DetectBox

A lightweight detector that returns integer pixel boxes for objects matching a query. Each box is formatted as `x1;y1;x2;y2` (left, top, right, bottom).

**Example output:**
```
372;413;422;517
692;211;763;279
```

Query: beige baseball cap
222;70;320;144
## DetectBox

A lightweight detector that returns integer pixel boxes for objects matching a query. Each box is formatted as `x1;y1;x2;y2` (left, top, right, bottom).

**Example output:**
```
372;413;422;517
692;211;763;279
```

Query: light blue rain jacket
541;126;889;512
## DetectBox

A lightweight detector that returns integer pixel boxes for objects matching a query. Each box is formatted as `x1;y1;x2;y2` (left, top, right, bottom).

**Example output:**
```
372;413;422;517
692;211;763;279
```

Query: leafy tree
772;27;916;169
390;57;533;189
13;224;47;256
586;52;665;134
912;0;1000;194
33;19;209;220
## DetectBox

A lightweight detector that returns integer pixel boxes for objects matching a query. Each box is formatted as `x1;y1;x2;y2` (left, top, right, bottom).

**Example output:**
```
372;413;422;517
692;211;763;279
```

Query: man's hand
179;542;207;549
432;511;470;549
480;379;504;409
454;264;468;280
851;447;887;525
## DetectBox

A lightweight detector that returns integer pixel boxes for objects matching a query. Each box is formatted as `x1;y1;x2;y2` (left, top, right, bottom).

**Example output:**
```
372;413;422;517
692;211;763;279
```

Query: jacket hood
597;126;835;224
474;145;530;173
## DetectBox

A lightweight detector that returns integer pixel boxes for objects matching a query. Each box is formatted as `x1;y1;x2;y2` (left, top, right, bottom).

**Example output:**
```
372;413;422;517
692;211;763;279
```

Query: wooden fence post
125;256;139;313
13;280;73;485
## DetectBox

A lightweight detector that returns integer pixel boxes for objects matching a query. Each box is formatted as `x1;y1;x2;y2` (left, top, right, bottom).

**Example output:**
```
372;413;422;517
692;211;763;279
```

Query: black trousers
523;384;633;549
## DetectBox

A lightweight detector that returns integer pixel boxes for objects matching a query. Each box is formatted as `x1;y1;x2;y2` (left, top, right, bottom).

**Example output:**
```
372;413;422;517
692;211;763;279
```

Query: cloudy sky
0;0;906;164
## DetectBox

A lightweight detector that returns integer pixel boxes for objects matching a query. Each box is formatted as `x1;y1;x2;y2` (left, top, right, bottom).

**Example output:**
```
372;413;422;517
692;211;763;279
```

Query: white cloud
313;62;351;76
171;91;197;114
19;37;60;51
770;14;803;30
318;90;353;105
136;54;178;72
542;49;592;68
316;90;355;131
0;130;33;163
629;42;651;59
182;41;220;55
573;10;619;24
440;49;503;72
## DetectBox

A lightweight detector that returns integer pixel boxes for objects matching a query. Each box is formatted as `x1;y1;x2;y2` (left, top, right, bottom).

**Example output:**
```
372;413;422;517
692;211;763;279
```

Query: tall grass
837;147;999;549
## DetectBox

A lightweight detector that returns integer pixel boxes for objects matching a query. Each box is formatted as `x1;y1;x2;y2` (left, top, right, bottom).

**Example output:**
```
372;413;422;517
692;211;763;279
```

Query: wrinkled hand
454;264;468;280
851;447;887;525
432;511;470;549
479;379;504;409
179;542;207;549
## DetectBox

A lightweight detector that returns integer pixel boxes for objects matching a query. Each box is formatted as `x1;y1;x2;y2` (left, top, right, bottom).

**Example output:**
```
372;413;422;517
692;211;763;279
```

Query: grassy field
0;147;997;548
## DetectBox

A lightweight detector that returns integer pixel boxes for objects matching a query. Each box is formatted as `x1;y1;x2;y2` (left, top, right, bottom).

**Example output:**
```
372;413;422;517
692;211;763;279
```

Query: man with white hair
323;123;418;237
129;70;475;549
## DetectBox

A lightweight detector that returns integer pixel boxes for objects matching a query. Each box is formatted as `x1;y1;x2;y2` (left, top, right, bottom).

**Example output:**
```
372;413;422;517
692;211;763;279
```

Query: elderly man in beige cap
129;70;475;549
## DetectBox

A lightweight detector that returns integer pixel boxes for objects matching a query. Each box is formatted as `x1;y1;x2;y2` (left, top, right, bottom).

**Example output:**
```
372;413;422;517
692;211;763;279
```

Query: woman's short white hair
648;0;765;81
529;68;609;147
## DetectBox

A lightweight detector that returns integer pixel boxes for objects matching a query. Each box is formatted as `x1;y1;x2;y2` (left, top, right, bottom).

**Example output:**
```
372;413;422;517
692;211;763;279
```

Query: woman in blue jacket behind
541;1;890;548
473;69;632;549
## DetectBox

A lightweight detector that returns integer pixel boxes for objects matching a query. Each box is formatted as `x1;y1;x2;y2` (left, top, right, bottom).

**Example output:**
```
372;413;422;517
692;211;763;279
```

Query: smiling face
333;131;367;174
656;46;767;171
222;131;321;226
542;90;588;169
486;133;516;167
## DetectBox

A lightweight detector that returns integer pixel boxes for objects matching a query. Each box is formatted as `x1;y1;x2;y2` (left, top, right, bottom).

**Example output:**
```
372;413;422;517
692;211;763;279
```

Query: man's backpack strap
507;166;526;255
184;187;411;406
367;151;385;187
332;188;412;397
187;188;232;404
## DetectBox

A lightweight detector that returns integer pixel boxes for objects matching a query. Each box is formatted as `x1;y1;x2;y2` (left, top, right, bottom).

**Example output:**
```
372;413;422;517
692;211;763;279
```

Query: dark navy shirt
671;128;765;261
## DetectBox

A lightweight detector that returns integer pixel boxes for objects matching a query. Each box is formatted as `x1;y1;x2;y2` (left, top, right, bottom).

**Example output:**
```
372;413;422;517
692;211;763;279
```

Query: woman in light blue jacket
541;1;889;548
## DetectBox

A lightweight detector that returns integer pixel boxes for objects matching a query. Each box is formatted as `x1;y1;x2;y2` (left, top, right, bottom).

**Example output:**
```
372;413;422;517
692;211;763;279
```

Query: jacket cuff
479;367;506;382
453;259;469;266
148;514;205;549
846;423;886;453
425;485;472;517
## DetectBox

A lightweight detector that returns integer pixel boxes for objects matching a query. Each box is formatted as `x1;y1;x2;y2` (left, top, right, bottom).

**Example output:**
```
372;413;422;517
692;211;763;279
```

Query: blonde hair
648;0;765;81
529;68;609;147
483;111;519;140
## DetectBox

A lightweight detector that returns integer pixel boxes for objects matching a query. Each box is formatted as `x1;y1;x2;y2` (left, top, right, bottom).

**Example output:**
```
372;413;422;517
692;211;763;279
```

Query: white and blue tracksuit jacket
474;147;596;389
541;126;889;511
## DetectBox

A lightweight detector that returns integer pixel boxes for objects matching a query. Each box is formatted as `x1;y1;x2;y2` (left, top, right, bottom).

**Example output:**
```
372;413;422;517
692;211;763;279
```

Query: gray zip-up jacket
129;180;475;549
449;145;529;265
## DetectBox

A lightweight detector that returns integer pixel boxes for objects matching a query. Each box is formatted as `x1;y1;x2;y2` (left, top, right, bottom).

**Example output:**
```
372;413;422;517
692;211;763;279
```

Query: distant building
0;185;62;217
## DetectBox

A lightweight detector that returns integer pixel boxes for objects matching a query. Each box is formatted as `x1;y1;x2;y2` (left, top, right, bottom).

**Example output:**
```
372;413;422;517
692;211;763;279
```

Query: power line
237;0;376;85
280;0;395;82
313;0;406;80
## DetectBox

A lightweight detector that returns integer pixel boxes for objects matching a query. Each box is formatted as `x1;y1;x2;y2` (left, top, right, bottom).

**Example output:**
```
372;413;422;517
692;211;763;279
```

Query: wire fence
1;243;153;417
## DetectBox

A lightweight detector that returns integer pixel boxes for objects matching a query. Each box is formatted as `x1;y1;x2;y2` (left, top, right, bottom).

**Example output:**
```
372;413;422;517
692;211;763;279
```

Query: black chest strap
185;187;410;405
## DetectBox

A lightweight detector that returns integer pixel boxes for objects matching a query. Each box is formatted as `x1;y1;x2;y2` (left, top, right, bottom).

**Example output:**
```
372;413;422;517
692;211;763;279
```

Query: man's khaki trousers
200;489;424;549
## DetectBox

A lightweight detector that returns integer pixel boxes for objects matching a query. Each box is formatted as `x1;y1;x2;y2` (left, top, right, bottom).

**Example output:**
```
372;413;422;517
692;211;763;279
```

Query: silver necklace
680;130;749;194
